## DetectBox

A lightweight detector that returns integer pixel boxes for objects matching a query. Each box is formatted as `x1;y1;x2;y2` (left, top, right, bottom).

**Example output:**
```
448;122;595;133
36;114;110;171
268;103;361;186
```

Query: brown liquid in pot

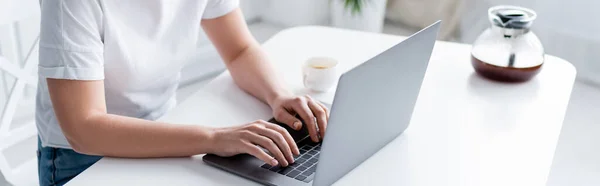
471;55;543;82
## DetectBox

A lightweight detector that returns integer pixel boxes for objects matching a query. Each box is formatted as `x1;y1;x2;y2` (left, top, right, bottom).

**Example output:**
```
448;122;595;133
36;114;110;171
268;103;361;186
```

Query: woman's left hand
269;95;329;142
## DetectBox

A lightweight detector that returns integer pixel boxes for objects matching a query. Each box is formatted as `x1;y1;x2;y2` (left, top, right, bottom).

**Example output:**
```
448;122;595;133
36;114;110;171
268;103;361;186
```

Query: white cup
302;57;339;92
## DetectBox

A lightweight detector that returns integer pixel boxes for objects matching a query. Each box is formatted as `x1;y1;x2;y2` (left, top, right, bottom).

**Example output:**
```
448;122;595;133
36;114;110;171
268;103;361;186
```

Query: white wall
240;0;267;22
261;0;329;27
0;9;40;106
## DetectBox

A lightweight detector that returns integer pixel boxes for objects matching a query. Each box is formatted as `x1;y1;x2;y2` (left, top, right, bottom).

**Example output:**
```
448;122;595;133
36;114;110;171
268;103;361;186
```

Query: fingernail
271;159;278;166
293;121;301;130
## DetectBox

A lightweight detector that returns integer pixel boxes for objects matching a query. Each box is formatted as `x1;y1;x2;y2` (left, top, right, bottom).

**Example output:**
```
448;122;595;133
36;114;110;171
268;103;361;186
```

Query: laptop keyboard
260;143;321;183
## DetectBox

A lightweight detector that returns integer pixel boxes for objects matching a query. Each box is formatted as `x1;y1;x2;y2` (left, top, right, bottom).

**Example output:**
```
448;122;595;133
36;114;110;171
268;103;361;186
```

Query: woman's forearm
68;113;215;158
46;78;215;158
227;44;290;107
201;9;289;107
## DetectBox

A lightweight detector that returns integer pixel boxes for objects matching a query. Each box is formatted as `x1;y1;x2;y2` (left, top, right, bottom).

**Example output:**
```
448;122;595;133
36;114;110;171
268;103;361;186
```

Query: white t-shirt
36;0;239;149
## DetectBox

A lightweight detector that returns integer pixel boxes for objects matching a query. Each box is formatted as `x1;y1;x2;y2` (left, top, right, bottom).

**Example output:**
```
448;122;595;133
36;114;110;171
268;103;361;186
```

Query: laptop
203;21;441;186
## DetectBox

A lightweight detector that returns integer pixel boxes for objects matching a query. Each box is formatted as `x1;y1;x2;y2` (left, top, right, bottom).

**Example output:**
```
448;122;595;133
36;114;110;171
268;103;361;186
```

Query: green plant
343;0;367;15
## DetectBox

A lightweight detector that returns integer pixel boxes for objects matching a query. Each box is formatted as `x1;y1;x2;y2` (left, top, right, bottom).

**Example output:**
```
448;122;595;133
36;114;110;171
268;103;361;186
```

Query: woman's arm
47;79;213;157
202;9;330;142
47;79;298;166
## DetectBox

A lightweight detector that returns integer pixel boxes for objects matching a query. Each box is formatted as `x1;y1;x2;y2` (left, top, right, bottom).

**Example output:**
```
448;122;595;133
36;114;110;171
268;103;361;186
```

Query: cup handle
303;66;310;88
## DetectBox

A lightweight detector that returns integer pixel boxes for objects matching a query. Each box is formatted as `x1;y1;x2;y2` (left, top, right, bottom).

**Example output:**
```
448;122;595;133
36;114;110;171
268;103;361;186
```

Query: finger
253;124;295;163
307;98;328;138
262;121;300;156
317;102;330;122
243;142;279;166
291;97;319;142
247;132;289;166
274;108;302;130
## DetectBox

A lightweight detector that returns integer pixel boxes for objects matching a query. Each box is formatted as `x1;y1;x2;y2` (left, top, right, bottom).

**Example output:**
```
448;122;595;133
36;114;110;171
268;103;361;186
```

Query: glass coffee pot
471;5;544;82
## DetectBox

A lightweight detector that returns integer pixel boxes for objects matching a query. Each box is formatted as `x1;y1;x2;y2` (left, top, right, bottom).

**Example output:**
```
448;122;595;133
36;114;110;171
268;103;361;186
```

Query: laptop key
278;167;293;175
297;165;309;172
296;157;308;164
289;163;301;168
295;175;307;181
307;150;317;155
299;149;307;154
286;170;301;178
308;165;317;172
305;163;316;169
307;158;317;164
301;170;313;177
303;173;315;183
269;165;283;172
260;164;272;169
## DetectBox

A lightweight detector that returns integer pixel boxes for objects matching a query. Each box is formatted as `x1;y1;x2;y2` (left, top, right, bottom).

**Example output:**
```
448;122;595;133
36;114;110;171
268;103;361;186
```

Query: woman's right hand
209;120;300;167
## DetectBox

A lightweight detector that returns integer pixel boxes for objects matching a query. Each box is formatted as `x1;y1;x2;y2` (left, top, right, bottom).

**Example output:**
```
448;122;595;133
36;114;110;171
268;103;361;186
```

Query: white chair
0;0;41;185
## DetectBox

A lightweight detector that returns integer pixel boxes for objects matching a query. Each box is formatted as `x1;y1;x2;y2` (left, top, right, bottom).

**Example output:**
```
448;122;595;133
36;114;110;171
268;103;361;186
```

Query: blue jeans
37;138;102;186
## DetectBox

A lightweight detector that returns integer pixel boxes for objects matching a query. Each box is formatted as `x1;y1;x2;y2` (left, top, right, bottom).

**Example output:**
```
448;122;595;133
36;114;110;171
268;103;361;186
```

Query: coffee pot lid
489;5;537;29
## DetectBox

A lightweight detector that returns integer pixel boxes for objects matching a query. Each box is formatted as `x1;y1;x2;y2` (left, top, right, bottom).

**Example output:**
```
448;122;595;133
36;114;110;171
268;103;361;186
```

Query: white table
66;26;576;186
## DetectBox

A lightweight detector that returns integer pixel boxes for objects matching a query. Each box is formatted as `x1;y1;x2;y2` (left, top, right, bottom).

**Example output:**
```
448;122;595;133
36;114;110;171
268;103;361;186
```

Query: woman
36;0;328;185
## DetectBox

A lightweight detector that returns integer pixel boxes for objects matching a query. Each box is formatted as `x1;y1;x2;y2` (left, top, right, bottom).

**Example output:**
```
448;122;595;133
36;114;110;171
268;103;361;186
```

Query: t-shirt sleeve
38;0;105;80
202;0;239;19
